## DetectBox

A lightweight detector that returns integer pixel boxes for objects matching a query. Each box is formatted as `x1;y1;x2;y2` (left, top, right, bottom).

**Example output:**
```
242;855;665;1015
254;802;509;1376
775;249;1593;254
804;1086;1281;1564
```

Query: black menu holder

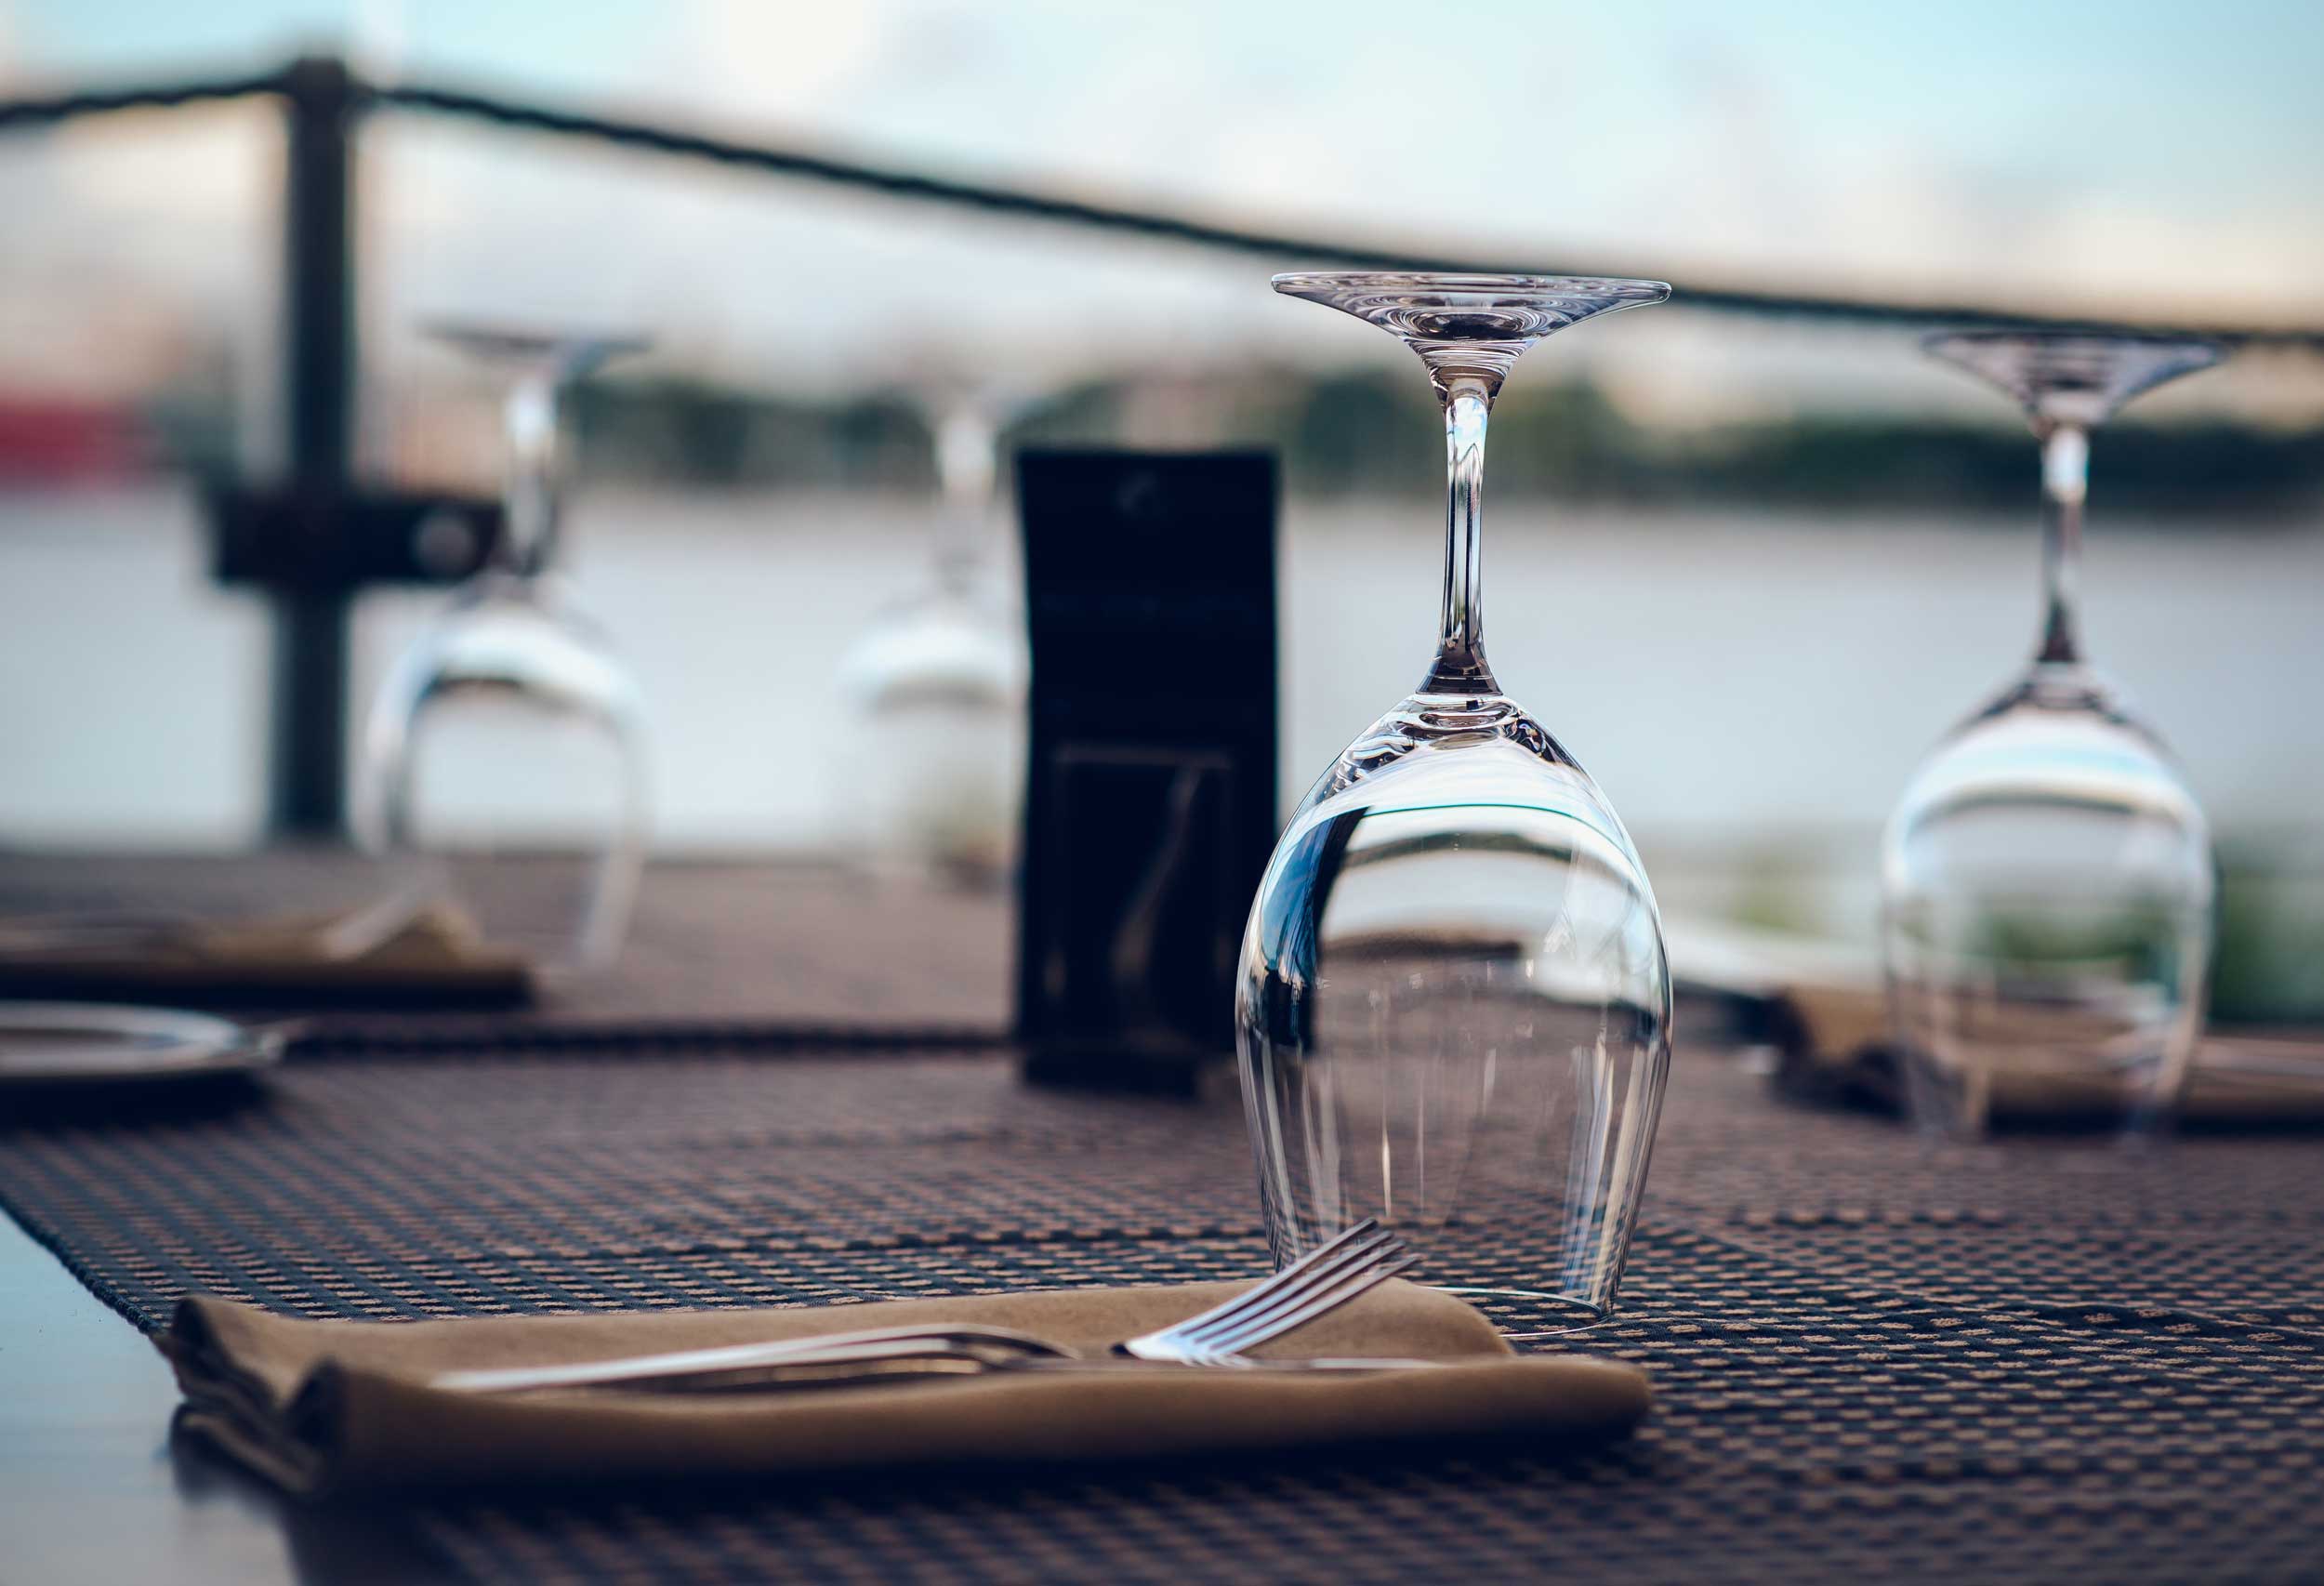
1014;450;1278;1093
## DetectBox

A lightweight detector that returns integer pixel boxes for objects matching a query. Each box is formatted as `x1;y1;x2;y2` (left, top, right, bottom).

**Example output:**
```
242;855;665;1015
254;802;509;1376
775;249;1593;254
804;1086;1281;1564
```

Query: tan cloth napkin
0;904;531;1004
162;1280;1651;1495
1776;981;2324;1123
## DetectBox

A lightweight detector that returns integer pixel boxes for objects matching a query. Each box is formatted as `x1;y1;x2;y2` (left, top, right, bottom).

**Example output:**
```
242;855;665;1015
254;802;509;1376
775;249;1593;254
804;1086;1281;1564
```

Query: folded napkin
1776;981;2324;1123
0;904;531;1006
162;1280;1651;1495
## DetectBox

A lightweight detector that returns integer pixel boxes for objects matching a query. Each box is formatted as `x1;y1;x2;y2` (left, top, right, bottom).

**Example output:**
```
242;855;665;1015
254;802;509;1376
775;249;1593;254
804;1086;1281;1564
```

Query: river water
4;483;2317;936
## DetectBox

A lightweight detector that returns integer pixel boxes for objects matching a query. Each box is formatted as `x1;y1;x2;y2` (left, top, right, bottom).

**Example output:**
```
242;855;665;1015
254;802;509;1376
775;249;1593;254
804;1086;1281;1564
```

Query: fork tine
1192;1253;1421;1359
1162;1218;1394;1329
1168;1230;1402;1350
1178;1242;1413;1353
1134;1218;1385;1339
1153;1227;1404;1348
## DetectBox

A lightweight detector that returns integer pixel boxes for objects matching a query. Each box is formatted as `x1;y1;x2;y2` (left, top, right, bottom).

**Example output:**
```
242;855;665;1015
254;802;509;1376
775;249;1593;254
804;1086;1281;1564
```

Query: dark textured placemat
6;1044;2324;1584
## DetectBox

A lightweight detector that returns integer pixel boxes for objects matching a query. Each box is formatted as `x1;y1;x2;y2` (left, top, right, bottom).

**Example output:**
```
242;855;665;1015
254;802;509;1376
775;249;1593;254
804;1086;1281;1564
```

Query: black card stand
1014;450;1278;1093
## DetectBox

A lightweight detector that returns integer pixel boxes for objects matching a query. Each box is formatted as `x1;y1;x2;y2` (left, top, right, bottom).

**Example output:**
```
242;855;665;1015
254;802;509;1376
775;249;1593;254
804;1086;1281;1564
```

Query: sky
0;0;2318;418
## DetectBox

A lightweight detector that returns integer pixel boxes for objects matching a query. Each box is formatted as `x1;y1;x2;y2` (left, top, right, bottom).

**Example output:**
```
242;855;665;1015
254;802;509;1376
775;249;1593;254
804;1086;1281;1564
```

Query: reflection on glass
356;325;651;972
1236;274;1674;1335
1883;330;2224;1136
833;384;1030;886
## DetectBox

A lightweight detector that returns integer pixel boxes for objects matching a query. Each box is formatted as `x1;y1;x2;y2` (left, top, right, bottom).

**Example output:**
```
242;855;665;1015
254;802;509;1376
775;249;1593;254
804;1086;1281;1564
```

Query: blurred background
0;0;2318;1014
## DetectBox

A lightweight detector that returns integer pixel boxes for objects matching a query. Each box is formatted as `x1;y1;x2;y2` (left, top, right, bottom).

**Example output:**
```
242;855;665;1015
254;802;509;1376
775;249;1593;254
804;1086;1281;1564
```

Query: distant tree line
561;372;2324;520
108;344;2324;518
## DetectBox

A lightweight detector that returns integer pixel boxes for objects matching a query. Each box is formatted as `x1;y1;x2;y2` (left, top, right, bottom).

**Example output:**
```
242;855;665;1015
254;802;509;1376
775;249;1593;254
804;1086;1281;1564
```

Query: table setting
4;269;2323;1586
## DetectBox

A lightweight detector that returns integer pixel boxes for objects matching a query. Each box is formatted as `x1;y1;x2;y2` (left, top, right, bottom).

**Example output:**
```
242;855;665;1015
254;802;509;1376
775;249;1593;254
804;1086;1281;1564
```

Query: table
5;862;2324;1584
1;856;1016;1585
0;1205;440;1583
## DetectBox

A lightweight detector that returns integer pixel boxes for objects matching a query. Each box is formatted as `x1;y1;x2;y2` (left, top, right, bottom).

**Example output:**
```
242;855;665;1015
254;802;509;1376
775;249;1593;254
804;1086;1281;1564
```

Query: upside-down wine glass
833;383;1030;885
1882;329;2225;1136
1236;273;1675;1336
356;324;652;973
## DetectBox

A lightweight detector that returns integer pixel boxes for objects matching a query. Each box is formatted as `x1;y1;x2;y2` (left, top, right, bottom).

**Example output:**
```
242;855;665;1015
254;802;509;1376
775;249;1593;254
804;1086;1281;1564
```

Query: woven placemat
5;1044;2324;1584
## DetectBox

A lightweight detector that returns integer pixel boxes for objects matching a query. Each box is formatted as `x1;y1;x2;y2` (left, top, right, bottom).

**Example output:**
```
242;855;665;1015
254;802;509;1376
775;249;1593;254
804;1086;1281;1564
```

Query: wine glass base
1430;1287;1609;1341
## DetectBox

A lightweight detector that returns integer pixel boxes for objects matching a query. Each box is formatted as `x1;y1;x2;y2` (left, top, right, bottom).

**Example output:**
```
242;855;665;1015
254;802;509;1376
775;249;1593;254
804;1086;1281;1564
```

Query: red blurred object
0;395;151;482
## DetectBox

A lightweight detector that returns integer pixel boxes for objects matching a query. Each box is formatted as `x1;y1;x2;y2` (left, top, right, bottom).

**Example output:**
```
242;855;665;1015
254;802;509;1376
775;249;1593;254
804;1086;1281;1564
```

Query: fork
1121;1220;1414;1366
437;1220;1416;1396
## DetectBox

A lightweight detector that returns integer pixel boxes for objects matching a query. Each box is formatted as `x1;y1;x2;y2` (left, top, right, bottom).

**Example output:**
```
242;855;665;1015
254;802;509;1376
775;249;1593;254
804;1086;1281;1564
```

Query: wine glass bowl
364;570;647;971
1236;273;1673;1332
832;383;1030;886
1884;684;2212;1134
833;580;1026;885
356;325;652;973
1241;708;1670;1326
1882;329;2224;1135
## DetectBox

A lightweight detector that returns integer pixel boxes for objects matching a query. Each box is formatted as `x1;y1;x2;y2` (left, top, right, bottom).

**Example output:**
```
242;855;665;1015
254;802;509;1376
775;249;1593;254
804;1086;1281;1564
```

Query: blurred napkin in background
0;892;531;1006
1666;919;2324;1125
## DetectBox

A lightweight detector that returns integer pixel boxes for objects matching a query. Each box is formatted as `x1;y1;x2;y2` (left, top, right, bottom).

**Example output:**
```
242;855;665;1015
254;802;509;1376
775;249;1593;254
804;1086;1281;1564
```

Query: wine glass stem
504;370;562;578
2035;422;2089;667
1424;377;1498;696
934;405;999;592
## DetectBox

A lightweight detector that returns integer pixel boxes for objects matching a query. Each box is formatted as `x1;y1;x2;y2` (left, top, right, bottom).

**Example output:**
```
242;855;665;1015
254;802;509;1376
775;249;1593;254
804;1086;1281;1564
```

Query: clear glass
832;384;1030;886
355;325;652;973
1236;274;1675;1335
1883;331;2224;1136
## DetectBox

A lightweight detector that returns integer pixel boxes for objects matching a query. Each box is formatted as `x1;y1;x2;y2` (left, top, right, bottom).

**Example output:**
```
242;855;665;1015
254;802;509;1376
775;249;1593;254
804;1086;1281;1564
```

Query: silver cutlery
456;1338;1443;1397
437;1218;1418;1396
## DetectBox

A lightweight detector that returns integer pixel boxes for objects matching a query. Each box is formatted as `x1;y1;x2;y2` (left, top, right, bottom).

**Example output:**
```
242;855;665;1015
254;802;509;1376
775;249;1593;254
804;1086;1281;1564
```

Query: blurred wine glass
831;382;1031;887
356;324;651;973
1883;330;2224;1136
